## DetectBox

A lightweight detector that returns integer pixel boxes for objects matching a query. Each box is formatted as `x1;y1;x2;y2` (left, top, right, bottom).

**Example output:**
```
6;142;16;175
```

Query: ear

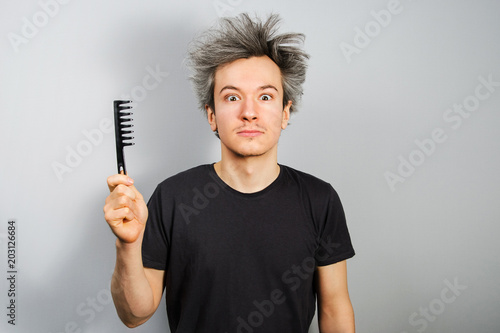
281;100;292;130
206;104;217;132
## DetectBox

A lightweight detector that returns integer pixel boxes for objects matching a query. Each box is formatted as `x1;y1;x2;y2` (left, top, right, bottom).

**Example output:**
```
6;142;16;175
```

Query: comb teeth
115;100;135;146
113;100;135;174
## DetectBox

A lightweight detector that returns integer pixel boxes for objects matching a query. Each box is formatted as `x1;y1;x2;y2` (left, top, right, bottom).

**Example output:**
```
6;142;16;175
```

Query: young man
104;13;355;333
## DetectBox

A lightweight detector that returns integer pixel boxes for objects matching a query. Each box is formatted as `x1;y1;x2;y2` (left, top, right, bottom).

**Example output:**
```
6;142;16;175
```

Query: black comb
113;100;134;174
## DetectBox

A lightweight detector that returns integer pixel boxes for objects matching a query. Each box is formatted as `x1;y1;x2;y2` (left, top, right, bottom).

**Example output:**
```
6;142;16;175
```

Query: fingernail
127;178;134;185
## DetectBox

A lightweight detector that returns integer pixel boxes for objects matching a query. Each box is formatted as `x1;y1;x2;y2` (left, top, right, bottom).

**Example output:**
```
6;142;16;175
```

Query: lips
237;129;264;137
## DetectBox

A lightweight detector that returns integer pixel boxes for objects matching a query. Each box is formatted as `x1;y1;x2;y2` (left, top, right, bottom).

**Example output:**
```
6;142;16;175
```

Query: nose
240;98;258;122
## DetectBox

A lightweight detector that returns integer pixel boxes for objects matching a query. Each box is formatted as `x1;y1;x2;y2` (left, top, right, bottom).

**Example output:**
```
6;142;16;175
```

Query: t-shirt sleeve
142;184;169;270
315;185;355;266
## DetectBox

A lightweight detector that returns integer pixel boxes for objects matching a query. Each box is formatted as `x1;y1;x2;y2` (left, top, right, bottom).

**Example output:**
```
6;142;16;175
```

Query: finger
110;184;137;201
106;192;135;212
105;185;146;220
127;185;148;222
107;174;134;192
128;184;144;202
124;195;147;222
104;206;135;227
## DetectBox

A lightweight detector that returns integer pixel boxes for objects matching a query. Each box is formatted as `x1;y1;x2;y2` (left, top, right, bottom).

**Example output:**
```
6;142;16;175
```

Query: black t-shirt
142;164;355;333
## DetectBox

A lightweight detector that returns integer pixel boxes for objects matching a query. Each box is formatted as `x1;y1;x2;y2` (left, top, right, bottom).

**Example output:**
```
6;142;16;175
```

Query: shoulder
151;164;214;199
280;165;339;198
280;166;346;232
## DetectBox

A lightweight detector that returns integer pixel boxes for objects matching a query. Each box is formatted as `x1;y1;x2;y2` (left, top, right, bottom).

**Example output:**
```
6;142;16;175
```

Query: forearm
318;300;355;333
111;238;156;327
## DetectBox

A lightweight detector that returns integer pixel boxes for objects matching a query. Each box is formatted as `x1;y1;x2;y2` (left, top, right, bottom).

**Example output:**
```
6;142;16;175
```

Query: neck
214;148;280;194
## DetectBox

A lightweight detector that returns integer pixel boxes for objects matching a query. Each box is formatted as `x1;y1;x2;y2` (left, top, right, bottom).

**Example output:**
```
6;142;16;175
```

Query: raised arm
316;260;355;333
103;174;165;327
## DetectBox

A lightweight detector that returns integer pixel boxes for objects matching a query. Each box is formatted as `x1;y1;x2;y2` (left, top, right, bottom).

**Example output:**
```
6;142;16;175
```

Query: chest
170;190;319;278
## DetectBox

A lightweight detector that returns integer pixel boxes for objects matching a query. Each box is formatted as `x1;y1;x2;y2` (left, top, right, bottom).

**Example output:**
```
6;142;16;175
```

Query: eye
260;94;272;101
226;95;240;102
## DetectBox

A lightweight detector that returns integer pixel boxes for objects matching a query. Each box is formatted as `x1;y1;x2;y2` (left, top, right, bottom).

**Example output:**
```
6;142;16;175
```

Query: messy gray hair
186;13;309;114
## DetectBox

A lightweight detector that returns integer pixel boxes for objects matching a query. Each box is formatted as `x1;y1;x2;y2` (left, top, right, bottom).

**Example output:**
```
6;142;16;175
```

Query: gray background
1;0;499;332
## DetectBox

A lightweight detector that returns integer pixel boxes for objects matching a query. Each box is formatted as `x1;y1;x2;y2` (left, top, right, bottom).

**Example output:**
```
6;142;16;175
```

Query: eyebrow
219;84;279;95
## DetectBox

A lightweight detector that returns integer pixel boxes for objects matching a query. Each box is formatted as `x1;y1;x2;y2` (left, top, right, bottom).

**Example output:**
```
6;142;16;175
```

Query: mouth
237;129;264;137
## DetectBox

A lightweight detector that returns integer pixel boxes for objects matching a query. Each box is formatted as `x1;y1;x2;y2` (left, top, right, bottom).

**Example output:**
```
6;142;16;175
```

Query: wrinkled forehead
213;56;284;94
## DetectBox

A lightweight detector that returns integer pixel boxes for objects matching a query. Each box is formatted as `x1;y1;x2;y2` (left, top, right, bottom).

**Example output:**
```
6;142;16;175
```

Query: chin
228;145;269;158
234;150;267;158
222;139;277;158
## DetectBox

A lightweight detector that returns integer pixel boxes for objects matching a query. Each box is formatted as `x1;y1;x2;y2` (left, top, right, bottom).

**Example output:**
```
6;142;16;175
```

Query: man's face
206;56;291;158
